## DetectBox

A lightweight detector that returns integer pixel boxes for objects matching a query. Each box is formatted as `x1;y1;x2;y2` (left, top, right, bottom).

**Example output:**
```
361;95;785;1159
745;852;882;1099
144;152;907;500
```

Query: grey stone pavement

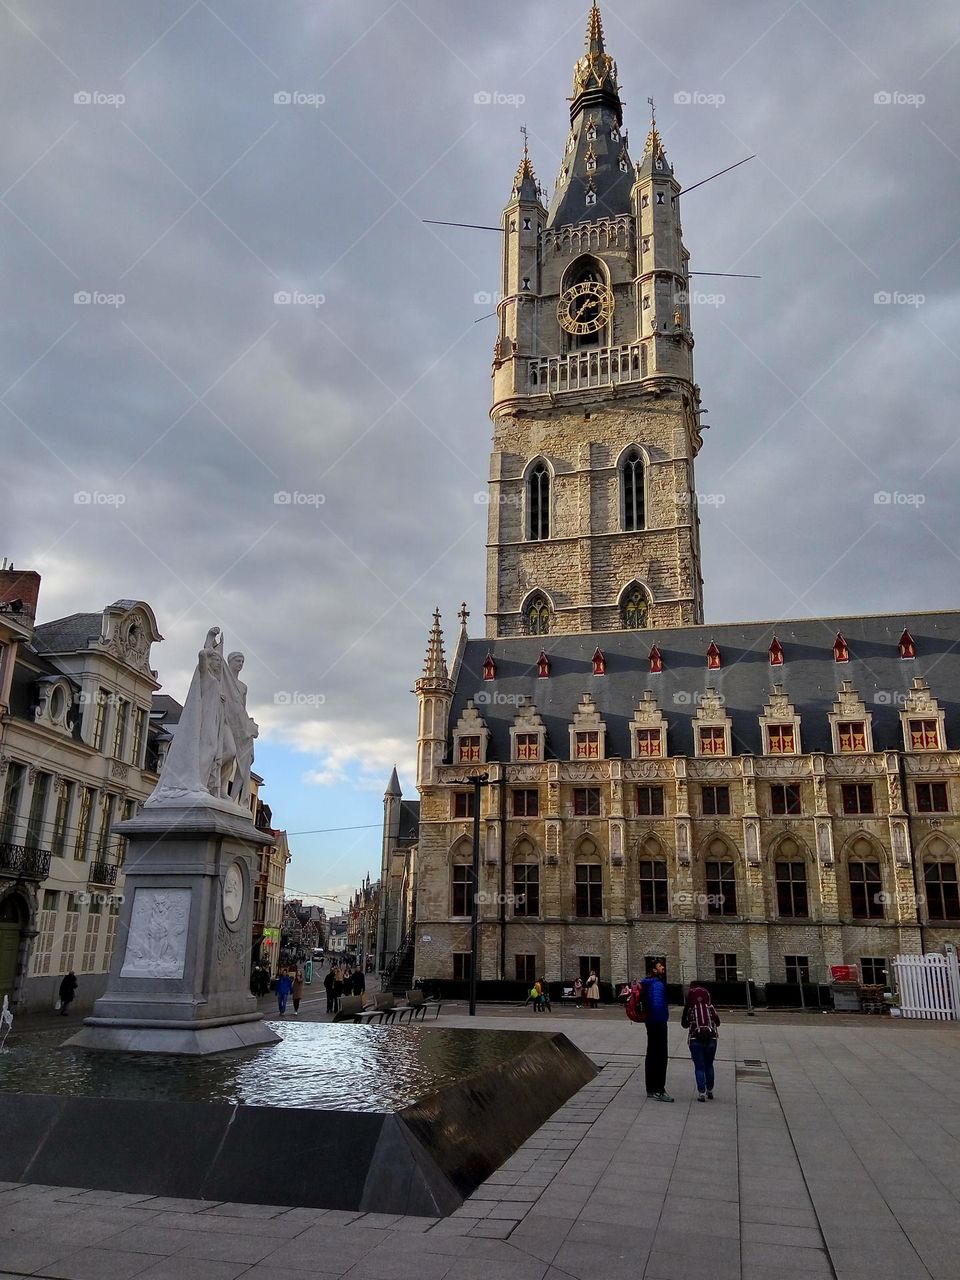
2;1004;959;1280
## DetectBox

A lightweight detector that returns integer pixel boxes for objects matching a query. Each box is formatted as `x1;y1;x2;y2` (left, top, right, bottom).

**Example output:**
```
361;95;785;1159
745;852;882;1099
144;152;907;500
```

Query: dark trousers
689;1037;717;1093
645;1020;669;1094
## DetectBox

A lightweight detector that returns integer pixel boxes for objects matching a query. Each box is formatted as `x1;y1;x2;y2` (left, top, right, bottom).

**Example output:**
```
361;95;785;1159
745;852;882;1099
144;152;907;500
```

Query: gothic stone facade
409;615;960;992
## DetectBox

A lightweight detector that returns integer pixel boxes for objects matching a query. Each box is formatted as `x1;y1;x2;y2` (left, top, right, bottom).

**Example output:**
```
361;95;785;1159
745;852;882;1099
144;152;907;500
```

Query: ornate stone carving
755;757;810;778
825;756;881;777
120;888;191;979
623;761;671;781
111;761;129;782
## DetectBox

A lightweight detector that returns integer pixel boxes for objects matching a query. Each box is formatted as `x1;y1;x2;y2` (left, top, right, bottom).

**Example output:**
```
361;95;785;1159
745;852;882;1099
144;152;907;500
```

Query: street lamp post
466;773;489;1017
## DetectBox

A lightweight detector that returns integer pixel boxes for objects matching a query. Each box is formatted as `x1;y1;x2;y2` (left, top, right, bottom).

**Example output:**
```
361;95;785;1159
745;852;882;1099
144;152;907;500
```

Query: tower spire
570;2;621;125
637;93;669;174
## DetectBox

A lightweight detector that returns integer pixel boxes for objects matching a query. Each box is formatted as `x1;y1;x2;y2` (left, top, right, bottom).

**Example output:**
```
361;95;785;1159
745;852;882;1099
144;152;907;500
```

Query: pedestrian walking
572;976;583;1008
681;984;720;1101
276;968;293;1015
323;966;334;1014
585;971;600;1009
538;979;551;1012
58;971;78;1016
351;967;366;998
291;966;305;1015
332;966;344;1014
641;961;673;1101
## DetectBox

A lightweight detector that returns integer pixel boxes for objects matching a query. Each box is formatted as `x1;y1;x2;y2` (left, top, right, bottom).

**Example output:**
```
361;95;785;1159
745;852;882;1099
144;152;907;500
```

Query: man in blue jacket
641;960;673;1102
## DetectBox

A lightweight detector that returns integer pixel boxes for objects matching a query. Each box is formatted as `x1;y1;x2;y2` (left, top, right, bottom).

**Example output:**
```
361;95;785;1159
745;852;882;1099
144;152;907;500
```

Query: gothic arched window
525;594;550;636
621;448;645;530
621;584;649;630
528;463;550;540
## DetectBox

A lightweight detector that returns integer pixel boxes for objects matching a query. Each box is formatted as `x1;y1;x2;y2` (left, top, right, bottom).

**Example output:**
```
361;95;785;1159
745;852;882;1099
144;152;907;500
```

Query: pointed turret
415;610;454;788
510;137;540;204
635;100;672;179
385;765;401;798
419;608;451;686
547;4;632;227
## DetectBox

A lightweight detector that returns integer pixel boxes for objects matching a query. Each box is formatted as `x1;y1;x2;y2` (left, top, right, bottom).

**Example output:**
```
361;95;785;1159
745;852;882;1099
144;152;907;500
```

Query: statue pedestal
68;804;281;1056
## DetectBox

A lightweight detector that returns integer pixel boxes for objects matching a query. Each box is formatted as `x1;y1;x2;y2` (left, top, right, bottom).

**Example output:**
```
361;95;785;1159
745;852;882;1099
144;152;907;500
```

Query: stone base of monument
67;803;280;1056
0;1029;596;1216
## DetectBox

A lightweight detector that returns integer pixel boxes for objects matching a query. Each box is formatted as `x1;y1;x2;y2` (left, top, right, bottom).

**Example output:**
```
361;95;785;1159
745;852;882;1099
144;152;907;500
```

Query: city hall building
378;7;960;999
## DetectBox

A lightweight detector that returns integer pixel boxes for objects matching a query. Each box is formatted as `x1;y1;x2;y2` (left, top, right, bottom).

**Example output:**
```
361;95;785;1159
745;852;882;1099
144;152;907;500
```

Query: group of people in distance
525;978;552;1011
570;971;601;1008
322;962;365;1014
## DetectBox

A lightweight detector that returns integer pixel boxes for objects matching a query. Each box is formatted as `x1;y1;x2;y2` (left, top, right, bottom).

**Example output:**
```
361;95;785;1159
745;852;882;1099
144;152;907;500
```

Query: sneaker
697;1092;706;1102
653;1091;675;1103
706;1090;714;1099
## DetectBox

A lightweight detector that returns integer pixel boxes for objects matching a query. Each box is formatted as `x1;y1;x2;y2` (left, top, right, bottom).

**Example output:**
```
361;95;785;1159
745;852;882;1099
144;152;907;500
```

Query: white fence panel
893;952;960;1020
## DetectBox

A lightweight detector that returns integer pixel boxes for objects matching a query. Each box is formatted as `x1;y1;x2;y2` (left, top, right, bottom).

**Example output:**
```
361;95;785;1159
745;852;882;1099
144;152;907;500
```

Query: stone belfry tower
486;3;705;638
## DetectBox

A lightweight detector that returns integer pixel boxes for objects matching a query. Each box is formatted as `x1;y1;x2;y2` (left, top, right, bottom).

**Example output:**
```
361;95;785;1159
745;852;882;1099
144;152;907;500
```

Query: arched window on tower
528;463;550;540
621;448;645;530
525;593;551;636
621;583;649;630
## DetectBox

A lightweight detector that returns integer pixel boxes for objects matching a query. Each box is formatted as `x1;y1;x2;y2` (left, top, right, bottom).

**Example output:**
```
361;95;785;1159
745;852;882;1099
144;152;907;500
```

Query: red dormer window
537;651;550;678
834;633;849;663
769;637;784;667
706;642;721;670
648;645;663;674
482;653;496;681
592;648;606;676
899;629;916;660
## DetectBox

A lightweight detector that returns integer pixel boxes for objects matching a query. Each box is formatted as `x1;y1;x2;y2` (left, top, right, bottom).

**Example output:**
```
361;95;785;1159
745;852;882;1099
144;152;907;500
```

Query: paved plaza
1;1007;958;1280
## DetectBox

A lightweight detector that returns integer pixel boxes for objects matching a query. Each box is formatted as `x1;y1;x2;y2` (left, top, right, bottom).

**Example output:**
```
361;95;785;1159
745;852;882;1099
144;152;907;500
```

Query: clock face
557;280;614;335
222;862;244;926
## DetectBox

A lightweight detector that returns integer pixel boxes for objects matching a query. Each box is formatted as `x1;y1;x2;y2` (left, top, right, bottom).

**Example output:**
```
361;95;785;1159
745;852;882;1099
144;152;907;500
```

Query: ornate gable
693;687;731;757
828;680;874;754
452;699;490;765
629;690;666;758
759;683;802;755
569;693;606;760
509;700;547;762
900;677;947;752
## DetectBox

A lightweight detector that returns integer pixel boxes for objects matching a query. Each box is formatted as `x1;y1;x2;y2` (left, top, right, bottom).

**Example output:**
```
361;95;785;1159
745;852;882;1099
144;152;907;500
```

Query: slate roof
31;612;102;654
448;611;960;760
547;102;633;230
398;800;420;844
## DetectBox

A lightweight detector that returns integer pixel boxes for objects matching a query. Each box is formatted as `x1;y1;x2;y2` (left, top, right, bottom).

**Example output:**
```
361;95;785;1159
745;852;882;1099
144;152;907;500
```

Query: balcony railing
88;860;119;887
527;342;645;395
0;842;52;880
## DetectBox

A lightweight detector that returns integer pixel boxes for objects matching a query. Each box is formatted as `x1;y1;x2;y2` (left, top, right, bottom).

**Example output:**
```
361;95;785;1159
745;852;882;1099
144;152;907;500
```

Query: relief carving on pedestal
120;888;191;979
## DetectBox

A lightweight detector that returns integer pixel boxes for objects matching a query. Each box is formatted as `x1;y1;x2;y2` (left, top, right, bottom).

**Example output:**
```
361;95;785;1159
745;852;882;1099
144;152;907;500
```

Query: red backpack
625;983;647;1023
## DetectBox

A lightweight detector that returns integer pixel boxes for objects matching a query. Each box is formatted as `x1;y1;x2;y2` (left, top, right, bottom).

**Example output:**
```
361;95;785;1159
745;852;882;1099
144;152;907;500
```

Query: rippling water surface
0;1023;539;1111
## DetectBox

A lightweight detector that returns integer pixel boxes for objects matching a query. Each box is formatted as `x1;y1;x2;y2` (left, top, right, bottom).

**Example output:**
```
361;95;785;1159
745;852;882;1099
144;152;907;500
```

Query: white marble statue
146;627;258;810
0;995;13;1051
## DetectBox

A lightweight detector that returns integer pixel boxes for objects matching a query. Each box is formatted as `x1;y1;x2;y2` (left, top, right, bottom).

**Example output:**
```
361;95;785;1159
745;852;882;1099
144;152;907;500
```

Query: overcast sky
2;1;957;905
